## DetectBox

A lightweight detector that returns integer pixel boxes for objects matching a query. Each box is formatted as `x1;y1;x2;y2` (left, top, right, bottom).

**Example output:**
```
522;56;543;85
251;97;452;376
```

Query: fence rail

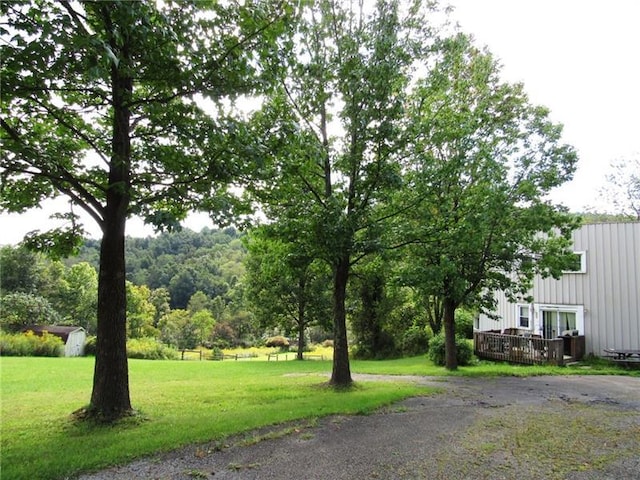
210;352;258;361
474;331;566;366
180;349;203;360
180;350;259;361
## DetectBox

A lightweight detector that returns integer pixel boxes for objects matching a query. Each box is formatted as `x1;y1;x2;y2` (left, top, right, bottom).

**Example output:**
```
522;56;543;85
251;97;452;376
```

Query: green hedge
427;333;473;366
84;336;178;360
126;337;179;360
0;331;64;357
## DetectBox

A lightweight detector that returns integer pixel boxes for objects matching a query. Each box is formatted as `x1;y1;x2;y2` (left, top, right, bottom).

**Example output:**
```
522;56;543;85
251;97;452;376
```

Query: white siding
64;330;86;357
479;222;640;356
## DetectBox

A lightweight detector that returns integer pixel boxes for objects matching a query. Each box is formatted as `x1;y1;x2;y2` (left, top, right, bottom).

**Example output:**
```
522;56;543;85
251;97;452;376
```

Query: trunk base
71;405;136;424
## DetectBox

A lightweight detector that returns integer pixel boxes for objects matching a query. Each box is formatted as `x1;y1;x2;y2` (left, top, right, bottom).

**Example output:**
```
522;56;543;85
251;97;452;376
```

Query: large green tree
1;1;288;420
0;292;61;332
249;0;434;385
0;245;42;293
244;227;332;360
399;34;580;369
126;282;156;339
57;262;98;333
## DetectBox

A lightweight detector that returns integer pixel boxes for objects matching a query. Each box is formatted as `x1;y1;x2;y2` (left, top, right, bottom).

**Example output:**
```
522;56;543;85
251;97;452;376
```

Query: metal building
477;222;640;356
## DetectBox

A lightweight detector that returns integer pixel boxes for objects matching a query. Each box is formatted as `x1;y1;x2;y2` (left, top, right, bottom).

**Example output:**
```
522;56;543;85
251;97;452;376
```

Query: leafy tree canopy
1;1;291;248
1;0;291;421
397;34;580;368
247;0;441;385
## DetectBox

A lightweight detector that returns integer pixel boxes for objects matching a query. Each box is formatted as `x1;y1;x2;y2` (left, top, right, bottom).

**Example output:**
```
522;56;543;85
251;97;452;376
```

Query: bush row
0;331;64;357
84;336;179;360
127;337;179;360
1;330;473;364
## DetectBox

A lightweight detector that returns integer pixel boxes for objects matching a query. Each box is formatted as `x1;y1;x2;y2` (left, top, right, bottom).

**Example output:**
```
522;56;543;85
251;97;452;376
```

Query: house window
563;251;586;273
518;305;530;328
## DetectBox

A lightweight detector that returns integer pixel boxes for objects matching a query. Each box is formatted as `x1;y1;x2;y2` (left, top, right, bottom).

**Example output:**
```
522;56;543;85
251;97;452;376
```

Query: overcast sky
449;0;639;209
2;0;638;245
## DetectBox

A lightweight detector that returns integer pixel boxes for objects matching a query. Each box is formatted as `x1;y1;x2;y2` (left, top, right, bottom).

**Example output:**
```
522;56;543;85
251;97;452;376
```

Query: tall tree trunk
331;256;352;386
91;212;131;420
89;39;133;421
443;297;458;371
297;320;305;360
426;295;444;335
297;278;305;361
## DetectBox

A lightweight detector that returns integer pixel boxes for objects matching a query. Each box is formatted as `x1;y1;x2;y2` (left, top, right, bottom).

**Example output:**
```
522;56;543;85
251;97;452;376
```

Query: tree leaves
398;32;579;315
1;0;291;243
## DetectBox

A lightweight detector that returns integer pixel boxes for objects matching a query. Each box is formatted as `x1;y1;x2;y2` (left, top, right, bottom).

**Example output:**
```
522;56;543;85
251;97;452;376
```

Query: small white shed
24;325;87;357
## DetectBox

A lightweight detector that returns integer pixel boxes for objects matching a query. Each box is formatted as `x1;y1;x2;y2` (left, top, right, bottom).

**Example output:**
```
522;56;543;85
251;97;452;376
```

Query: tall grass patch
126;337;179;359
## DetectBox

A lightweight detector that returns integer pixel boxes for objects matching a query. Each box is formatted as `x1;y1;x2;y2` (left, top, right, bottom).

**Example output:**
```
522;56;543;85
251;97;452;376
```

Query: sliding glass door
541;309;577;339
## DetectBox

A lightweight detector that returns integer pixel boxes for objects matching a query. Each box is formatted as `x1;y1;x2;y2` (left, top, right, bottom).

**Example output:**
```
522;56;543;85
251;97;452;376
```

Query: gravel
76;375;640;480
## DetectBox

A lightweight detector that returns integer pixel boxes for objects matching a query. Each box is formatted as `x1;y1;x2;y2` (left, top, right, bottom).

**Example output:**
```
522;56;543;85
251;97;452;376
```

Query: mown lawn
0;354;634;480
1;356;429;480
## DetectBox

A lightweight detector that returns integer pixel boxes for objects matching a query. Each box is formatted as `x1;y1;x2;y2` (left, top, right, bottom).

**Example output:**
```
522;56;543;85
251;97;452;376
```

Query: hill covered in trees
72;227;246;309
1;228;258;350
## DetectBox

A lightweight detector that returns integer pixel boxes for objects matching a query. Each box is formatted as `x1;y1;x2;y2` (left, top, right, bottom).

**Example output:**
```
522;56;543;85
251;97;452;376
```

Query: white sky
1;0;639;245
449;0;639;210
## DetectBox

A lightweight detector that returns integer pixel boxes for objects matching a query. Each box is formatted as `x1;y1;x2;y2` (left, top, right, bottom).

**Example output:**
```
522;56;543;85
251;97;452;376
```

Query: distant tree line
1;224;477;360
74;227;245;310
1;229;261;351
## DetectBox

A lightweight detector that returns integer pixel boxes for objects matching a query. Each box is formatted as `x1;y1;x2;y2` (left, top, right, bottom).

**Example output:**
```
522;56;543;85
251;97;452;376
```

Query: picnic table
603;348;640;367
603;348;640;359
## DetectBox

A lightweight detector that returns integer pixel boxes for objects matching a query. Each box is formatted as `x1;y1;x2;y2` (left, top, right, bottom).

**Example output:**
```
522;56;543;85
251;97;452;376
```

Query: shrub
352;329;399;360
455;309;475;339
0;332;31;356
208;346;224;359
322;339;334;348
211;322;236;349
427;333;474;366
126;337;178;360
84;336;97;356
31;331;65;356
0;331;64;357
309;326;332;345
264;335;290;350
402;325;430;356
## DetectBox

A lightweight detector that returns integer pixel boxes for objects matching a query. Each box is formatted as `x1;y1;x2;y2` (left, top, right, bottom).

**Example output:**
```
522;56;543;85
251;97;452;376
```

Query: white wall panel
478;222;639;356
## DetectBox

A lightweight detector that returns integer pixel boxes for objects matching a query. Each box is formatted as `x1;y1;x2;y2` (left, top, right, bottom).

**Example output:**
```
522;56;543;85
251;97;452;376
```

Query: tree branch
1;117;106;223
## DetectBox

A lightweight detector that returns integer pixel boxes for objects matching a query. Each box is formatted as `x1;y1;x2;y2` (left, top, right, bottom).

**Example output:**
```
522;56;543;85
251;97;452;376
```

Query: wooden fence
180;350;258;361
474;331;567;366
210;352;258;361
180;349;204;360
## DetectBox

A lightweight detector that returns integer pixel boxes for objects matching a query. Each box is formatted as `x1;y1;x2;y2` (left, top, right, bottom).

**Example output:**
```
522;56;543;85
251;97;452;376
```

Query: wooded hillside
71;227;245;309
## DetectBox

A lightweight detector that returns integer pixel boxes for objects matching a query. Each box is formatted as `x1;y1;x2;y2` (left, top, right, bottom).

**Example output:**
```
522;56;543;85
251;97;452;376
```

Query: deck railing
474;331;568;366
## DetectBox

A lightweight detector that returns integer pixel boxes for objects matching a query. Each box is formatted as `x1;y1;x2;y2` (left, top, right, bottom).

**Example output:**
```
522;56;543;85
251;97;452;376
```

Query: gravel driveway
77;375;640;480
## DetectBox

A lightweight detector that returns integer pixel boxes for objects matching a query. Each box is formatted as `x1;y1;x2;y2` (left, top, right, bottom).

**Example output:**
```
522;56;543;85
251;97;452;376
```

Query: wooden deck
474;331;585;366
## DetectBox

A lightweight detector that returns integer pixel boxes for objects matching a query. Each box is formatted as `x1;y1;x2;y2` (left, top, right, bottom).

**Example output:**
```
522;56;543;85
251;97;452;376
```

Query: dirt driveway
78;375;640;480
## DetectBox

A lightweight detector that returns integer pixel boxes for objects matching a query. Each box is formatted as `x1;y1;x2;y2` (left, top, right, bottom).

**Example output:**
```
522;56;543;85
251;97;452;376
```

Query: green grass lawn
0;354;634;480
0;356;429;480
